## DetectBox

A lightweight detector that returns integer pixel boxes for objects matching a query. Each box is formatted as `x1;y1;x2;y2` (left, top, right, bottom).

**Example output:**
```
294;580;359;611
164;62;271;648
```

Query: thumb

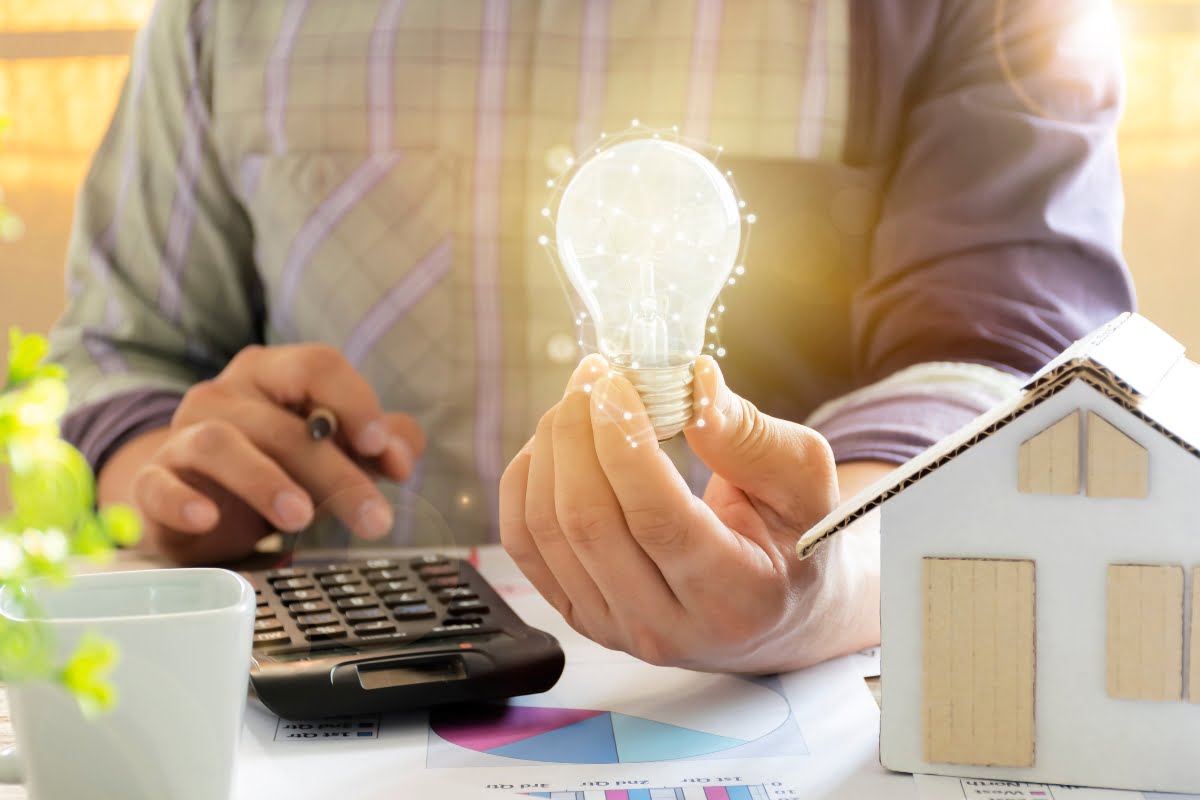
684;356;839;523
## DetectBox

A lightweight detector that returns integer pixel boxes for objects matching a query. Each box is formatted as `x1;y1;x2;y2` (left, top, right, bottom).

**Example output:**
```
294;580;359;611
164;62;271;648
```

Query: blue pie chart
431;704;750;764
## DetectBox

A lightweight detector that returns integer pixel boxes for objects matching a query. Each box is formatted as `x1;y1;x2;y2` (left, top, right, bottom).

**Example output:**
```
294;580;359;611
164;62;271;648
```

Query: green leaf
10;378;67;431
6;329;50;388
8;438;95;532
99;505;141;547
60;632;119;717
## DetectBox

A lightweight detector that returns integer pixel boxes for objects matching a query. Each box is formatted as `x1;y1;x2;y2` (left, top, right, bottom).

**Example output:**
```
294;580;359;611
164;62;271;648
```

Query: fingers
235;398;396;540
372;413;423;483
175;388;396;540
590;372;746;576
221;344;395;459
523;403;611;633
686;355;838;528
551;358;680;616
143;476;277;567
499;446;571;614
132;465;220;533
135;419;313;534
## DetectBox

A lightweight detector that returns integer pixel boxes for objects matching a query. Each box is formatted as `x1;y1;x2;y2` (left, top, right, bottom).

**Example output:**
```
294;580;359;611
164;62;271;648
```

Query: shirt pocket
242;148;460;417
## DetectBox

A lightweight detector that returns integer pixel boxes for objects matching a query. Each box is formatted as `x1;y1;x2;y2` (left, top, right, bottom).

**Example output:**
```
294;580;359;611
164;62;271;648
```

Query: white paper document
914;775;1196;800
234;548;913;800
847;645;881;678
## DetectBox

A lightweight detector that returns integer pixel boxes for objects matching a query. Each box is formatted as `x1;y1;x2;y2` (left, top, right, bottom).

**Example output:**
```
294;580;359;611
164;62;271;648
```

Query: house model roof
795;313;1200;559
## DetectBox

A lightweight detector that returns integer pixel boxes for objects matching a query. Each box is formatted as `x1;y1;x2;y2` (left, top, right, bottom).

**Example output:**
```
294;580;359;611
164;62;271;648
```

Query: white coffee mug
0;568;255;800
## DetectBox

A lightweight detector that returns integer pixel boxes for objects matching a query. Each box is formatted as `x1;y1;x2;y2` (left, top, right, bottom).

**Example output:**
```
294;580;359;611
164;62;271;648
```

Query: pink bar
605;792;630;800
705;789;732;800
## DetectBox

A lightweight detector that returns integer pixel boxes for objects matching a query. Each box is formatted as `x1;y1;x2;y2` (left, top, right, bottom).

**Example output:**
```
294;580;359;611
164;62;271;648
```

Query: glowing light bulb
555;138;742;439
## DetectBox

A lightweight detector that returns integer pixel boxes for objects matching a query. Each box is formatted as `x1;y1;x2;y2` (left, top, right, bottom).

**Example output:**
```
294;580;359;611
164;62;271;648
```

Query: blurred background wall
1;0;1198;356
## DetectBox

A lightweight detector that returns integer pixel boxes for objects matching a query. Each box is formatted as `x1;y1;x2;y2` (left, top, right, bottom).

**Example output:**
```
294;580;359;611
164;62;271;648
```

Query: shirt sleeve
813;0;1136;465
48;0;261;471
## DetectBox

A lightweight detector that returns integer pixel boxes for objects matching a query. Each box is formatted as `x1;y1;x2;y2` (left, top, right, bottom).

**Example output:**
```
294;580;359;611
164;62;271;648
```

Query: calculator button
448;600;490;615
279;589;322;603
392;603;435;620
426;576;469;590
318;573;357;587
272;577;317;591
311;564;353;576
382;592;424;606
256;597;270;608
326;584;369;599
374;580;415;593
364;568;407;582
265;567;306;580
256;605;276;619
296;612;341;628
442;616;483;627
335;596;379;610
363;559;399;569
304;625;348;641
288;600;331;616
344;607;387;622
255;617;284;632
418;564;460;579
436;588;478;602
410;555;449;567
353;620;397;634
254;630;291;647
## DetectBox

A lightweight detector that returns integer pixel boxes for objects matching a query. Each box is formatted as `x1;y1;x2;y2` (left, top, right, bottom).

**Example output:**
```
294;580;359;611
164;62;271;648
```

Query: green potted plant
0;326;141;714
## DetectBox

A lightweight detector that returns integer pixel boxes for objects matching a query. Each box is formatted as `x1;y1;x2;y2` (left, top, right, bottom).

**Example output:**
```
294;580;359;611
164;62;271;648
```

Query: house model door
923;558;1036;768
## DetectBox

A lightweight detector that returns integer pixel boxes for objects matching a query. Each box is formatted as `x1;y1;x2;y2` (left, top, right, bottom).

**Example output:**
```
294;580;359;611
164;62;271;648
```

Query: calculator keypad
246;555;498;653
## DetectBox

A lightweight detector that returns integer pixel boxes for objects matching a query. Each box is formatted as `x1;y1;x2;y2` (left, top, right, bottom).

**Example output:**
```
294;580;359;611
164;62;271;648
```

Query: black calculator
244;554;564;719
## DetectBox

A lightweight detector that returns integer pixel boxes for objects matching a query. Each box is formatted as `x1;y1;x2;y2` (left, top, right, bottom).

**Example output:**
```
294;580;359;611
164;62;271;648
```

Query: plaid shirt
53;0;1134;545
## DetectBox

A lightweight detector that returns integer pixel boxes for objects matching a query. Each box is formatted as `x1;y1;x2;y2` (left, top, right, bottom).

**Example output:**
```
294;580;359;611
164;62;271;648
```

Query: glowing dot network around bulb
553;137;744;439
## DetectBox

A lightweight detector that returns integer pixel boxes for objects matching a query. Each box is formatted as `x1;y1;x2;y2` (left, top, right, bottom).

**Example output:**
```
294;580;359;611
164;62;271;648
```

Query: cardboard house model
796;313;1200;795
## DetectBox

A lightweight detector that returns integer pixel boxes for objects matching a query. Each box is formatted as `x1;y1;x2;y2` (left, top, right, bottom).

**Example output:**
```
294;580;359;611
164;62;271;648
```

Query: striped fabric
52;0;851;544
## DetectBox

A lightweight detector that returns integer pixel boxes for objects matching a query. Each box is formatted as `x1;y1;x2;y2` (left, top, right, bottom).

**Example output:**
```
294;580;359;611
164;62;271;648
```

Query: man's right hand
100;344;425;565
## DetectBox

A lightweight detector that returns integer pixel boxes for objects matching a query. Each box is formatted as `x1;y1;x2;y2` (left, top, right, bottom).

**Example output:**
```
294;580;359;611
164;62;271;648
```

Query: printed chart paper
234;547;913;800
914;775;1196;800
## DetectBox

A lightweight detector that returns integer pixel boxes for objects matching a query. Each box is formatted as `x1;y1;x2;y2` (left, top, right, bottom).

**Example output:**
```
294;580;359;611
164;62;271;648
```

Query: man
52;0;1133;670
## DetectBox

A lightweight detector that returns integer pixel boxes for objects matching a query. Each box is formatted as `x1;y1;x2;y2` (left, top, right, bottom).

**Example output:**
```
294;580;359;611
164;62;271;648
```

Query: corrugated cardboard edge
796;325;1194;560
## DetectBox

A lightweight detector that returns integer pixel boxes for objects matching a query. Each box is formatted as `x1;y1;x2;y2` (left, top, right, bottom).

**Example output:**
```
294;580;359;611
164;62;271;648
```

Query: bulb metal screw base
610;359;695;441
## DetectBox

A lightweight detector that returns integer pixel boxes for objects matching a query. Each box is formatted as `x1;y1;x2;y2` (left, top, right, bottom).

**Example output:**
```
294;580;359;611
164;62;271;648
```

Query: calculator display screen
356;657;467;689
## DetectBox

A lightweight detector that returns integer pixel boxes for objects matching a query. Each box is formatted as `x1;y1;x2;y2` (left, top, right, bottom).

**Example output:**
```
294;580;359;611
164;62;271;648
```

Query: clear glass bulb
555;139;741;439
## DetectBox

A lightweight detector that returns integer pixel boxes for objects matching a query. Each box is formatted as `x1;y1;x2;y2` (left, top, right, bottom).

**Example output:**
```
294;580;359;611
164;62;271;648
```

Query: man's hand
101;344;424;565
499;354;881;673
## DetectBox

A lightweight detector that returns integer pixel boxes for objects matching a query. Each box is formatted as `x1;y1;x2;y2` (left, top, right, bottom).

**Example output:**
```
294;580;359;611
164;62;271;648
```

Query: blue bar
628;791;652;800
727;787;753;800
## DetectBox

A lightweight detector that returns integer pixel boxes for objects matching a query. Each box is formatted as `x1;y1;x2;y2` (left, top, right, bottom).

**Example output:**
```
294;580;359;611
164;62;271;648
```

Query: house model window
1107;564;1184;701
1017;410;1148;498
